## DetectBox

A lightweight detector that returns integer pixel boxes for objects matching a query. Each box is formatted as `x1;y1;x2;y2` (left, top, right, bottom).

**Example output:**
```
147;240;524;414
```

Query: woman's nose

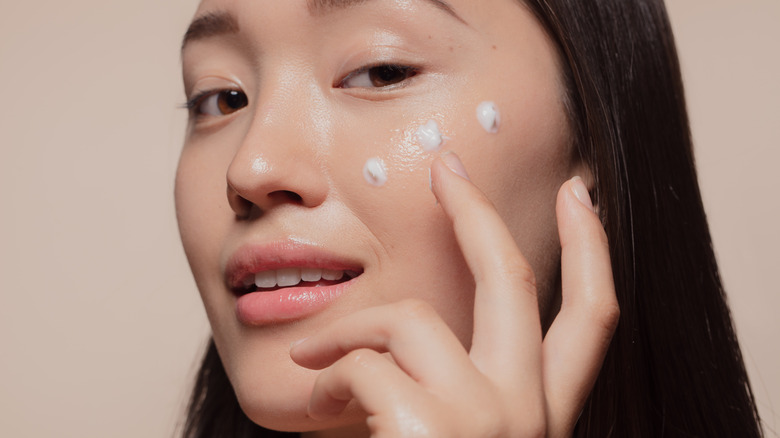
226;103;330;219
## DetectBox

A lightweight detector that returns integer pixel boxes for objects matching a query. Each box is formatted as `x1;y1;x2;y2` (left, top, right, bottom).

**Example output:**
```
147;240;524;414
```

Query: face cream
476;101;500;134
363;157;388;187
416;120;444;152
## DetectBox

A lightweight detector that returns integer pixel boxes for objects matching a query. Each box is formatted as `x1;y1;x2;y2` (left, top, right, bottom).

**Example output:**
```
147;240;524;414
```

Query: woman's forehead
191;0;511;26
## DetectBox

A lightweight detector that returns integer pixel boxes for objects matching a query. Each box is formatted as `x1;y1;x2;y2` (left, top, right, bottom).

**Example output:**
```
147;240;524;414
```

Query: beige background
0;1;777;436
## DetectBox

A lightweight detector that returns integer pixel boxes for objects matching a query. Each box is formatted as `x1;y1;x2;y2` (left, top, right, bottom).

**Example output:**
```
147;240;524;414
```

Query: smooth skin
177;0;619;436
290;155;618;437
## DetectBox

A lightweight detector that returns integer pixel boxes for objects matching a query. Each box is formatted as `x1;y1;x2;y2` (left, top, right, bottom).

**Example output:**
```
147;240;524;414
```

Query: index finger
430;153;543;388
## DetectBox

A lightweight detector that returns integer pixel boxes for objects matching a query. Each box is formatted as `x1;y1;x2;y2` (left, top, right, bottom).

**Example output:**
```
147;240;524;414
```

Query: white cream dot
363;157;388;187
476;101;501;133
415;120;444;152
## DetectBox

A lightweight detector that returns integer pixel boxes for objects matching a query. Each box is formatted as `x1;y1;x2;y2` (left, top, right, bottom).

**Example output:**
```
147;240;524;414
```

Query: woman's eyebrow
307;0;468;25
181;11;240;52
181;0;468;52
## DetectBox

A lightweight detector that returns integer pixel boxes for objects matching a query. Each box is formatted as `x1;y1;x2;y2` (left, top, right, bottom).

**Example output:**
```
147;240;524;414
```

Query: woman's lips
235;280;356;326
224;242;364;325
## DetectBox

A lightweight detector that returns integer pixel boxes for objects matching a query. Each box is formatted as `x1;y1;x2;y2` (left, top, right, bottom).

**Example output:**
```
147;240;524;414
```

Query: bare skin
176;0;619;436
291;162;618;437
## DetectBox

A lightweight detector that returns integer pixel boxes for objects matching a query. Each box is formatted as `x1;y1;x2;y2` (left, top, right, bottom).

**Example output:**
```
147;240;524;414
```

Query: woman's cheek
335;101;506;343
175;146;238;328
349;109;477;194
342;96;506;214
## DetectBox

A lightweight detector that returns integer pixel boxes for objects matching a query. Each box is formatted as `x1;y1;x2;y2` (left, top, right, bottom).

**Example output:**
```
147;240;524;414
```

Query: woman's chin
236;388;367;433
231;366;366;433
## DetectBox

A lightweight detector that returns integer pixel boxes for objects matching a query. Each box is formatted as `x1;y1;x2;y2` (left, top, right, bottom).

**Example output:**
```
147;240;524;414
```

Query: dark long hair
182;1;763;436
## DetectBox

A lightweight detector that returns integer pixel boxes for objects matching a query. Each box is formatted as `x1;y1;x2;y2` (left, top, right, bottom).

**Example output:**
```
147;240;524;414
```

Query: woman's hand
290;152;619;437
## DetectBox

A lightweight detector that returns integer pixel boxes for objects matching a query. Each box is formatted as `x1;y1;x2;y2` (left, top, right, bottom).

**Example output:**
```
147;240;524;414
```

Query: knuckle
523;414;546;437
579;292;620;336
577;217;610;252
467;188;497;212
467;407;503;437
582;294;620;335
501;395;546;438
498;259;537;296
343;348;381;371
598;299;621;334
459;388;534;438
507;412;546;438
396;298;439;322
374;406;448;438
523;423;547;438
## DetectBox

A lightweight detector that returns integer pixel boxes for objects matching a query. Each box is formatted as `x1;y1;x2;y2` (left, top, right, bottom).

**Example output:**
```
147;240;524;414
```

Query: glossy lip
224;241;365;325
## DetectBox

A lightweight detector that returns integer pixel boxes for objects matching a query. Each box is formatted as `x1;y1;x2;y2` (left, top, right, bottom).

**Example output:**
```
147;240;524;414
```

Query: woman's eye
340;65;418;89
189;89;249;117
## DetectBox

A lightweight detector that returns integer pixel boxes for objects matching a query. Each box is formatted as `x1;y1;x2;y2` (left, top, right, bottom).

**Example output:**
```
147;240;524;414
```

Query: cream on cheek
476;101;501;134
361;101;500;189
358;119;446;189
363;157;388;186
415;119;446;152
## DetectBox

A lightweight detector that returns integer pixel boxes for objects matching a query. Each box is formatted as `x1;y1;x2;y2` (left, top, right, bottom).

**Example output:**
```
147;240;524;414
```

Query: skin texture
175;0;618;436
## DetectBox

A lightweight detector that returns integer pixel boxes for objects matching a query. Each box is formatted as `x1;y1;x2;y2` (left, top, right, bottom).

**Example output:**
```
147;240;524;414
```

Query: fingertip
289;338;321;369
440;151;470;180
290;337;309;351
569;176;594;213
289;348;304;366
430;151;471;190
557;177;599;232
289;338;306;360
557;176;607;250
429;158;445;197
430;152;479;212
307;394;350;421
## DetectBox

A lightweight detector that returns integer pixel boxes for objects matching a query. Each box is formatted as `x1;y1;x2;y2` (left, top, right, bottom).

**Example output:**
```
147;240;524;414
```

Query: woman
175;0;763;436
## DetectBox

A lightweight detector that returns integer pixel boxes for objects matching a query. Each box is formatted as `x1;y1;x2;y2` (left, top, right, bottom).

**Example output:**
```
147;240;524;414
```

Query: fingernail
441;151;470;180
290;337;308;350
570;176;594;212
428;167;440;204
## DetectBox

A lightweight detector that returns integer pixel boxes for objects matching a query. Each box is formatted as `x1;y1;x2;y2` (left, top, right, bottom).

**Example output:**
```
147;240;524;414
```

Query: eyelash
183;63;420;117
184;89;235;112
184;88;248;119
184;90;212;112
338;64;420;89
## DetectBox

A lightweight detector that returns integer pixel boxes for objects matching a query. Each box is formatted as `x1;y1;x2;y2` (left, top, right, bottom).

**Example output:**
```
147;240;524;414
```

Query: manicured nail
441;151;470;180
570;176;594;212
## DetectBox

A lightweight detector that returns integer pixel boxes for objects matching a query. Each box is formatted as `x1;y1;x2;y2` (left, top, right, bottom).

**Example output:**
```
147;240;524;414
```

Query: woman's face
176;0;581;432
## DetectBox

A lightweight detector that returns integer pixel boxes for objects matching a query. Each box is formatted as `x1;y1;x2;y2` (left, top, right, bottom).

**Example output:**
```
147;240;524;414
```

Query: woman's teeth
253;268;359;289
